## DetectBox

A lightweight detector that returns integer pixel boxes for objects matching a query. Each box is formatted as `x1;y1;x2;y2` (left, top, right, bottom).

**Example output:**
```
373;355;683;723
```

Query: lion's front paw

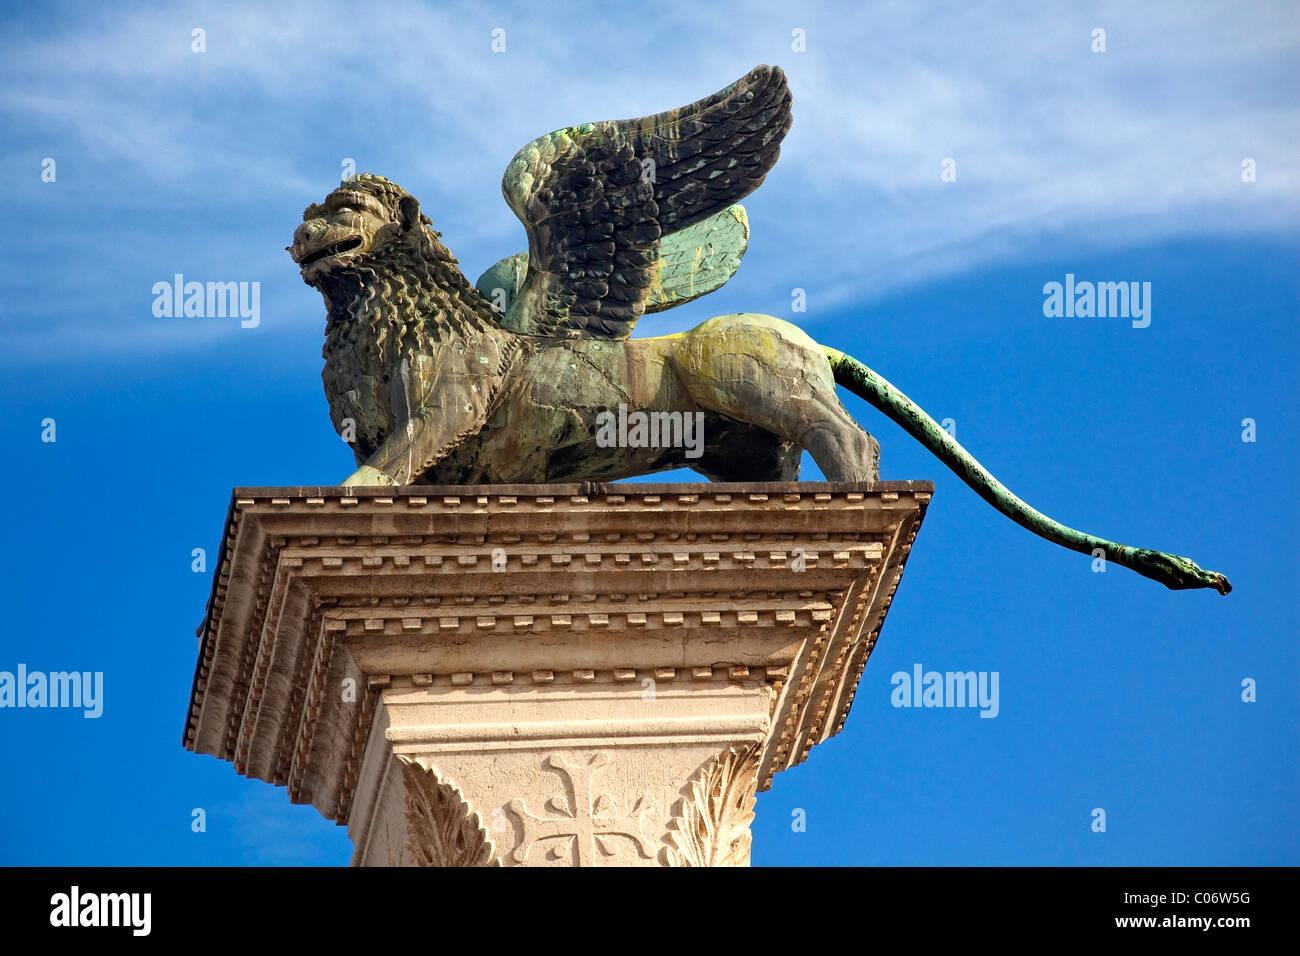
340;465;399;487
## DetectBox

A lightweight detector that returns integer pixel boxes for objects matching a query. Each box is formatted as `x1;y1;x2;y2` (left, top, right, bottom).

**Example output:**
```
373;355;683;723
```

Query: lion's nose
295;220;332;245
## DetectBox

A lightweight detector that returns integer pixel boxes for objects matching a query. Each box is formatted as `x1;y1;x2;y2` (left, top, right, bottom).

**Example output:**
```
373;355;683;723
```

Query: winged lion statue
288;65;1229;595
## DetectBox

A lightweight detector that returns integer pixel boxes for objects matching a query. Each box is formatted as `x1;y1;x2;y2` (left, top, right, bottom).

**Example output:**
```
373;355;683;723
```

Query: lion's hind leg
690;414;802;482
668;314;879;483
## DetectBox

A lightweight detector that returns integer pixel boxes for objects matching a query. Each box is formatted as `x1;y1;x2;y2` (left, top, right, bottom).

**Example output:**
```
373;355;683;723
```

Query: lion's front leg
338;335;517;487
340;409;471;487
341;464;399;487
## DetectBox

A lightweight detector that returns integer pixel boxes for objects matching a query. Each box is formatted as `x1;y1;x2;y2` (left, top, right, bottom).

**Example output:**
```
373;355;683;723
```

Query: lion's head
288;174;436;285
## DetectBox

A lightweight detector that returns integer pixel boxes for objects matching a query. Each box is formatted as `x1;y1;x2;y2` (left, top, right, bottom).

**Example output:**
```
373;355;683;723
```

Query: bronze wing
498;64;792;339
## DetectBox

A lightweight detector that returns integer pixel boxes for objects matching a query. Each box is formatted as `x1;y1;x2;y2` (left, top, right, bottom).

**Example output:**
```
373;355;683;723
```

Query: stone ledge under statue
183;481;929;866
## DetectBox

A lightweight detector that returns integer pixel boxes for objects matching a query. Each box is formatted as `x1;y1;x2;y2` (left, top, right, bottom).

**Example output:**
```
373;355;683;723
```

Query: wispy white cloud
1;0;1296;363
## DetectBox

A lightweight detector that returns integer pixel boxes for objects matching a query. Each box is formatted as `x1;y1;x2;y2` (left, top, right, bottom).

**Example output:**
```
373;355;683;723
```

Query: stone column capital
183;481;930;865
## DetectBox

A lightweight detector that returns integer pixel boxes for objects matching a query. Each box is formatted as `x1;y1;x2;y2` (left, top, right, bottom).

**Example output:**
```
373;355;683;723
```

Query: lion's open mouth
298;236;363;266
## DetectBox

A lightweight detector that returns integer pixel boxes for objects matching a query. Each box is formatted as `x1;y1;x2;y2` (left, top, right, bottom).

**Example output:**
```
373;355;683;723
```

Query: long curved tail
824;347;1231;595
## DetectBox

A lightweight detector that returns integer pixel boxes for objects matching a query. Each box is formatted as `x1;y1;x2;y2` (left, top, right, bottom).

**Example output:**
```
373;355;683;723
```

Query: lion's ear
397;196;421;232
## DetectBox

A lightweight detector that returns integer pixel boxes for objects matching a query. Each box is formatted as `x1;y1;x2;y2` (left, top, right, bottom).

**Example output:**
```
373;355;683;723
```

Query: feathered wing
498;64;791;338
475;204;750;317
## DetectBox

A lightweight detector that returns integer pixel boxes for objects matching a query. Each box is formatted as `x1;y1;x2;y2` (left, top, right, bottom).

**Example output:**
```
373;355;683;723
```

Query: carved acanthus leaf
664;743;761;867
398;756;500;867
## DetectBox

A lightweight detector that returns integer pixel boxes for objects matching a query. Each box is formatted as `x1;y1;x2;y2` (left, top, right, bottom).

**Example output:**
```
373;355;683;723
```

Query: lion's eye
328;191;374;213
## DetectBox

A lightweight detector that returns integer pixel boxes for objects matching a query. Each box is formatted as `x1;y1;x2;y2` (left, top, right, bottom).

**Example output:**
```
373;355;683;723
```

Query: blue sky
0;0;1295;865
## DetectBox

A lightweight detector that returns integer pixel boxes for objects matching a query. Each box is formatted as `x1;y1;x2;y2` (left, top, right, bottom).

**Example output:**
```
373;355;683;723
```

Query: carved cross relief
507;752;660;866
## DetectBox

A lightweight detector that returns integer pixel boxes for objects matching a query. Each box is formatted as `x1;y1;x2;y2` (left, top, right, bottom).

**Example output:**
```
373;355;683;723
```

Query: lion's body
322;291;878;485
420;314;876;484
294;177;876;486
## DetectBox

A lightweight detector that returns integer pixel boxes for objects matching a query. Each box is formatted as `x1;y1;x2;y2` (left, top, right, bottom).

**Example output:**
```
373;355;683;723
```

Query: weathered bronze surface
288;65;1229;594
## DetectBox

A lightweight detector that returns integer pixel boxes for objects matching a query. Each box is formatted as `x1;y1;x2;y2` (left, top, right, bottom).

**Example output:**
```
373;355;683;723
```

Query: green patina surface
476;205;749;319
287;65;1230;595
